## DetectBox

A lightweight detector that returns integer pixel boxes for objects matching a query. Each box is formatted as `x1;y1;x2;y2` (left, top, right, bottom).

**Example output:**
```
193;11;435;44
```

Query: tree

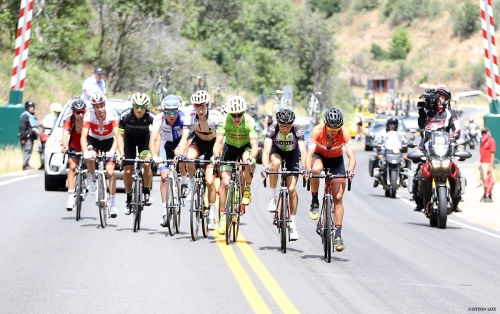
370;44;387;61
453;2;480;37
389;29;411;60
308;0;342;18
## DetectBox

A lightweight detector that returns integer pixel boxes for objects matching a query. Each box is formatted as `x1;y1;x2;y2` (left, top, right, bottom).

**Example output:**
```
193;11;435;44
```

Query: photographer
412;86;462;212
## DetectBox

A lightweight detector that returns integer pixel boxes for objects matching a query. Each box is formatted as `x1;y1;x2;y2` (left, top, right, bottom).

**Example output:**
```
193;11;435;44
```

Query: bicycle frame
123;158;153;232
183;159;211;241
161;158;183;235
94;153;110;228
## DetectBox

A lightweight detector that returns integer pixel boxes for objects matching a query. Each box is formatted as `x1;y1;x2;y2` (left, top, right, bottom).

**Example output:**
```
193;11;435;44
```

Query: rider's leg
217;170;231;234
205;165;216;217
309;156;323;220
123;164;134;205
186;146;200;192
106;161;117;216
332;181;346;251
66;157;78;209
242;151;253;205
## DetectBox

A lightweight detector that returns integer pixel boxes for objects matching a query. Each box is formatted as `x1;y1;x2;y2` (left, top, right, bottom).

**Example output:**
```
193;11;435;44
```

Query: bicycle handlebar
261;170;307;188
306;173;352;192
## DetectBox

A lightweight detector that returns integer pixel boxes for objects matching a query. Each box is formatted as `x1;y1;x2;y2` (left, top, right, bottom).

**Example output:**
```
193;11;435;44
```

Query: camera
418;88;439;110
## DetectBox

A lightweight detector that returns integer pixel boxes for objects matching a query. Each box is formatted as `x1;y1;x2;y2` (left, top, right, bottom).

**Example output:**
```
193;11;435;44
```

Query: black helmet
386;116;399;131
435;86;451;100
71;98;86;111
25;100;35;110
276;108;295;124
323;107;344;128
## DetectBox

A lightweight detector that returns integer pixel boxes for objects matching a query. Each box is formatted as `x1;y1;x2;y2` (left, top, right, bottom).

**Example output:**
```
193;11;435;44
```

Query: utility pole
427;48;431;88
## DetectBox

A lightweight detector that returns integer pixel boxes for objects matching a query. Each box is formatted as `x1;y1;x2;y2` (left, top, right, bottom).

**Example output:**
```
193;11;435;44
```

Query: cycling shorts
88;137;115;164
189;134;215;168
312;154;346;183
123;133;150;166
270;145;300;177
220;142;251;171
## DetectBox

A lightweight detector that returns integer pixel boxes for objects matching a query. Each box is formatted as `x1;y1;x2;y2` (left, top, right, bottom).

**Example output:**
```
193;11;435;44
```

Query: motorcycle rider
412;86;462;212
373;116;408;187
465;117;480;145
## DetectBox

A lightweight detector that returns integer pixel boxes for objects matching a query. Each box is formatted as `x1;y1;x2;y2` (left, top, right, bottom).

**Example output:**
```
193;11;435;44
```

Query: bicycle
211;85;225;109
159;158;184;236
94;152;111;228
64;152;88;221
307;91;322;124
262;162;305;253
190;73;208;93
273;90;288;112
218;159;252;245
123;157;155;233
150;68;175;108
183;158;212;241
307;171;351;263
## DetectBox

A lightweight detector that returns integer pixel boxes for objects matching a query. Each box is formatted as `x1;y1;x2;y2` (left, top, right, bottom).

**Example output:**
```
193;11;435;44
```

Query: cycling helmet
323;107;344;128
71;99;86;111
130;92;150;107
49;102;63;114
386;116;399;131
25;100;35;110
276;108;295;124
90;94;107;105
161;94;180;110
225;96;247;113
190;90;210;104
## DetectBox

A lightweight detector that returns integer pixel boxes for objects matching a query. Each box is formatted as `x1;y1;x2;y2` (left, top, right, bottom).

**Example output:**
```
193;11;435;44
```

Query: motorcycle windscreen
384;131;402;152
430;131;450;157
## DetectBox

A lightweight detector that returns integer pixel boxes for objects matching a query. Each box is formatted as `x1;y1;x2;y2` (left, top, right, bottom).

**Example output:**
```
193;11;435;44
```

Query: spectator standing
82;67;106;102
19;100;38;170
479;127;496;202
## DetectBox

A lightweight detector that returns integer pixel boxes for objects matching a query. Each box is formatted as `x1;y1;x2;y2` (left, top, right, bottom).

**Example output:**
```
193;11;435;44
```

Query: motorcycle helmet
161;94;180;110
49;102;63;115
276;108;295;125
386;116;399;131
435;86;451;109
323;107;344;128
71;98;86;111
25;100;35;110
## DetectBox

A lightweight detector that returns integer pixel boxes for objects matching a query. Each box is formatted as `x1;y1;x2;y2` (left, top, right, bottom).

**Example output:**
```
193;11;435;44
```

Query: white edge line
396;194;500;240
0;175;40;187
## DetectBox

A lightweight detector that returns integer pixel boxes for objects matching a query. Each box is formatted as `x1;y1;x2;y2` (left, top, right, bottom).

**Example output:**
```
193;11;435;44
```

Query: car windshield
370;122;386;132
57;101;129;127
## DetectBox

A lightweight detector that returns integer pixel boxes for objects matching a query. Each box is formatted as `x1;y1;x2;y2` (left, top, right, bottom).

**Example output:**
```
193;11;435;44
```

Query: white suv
44;98;131;191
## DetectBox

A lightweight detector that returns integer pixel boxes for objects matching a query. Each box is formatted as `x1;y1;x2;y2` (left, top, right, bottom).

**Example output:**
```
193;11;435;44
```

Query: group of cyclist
61;89;356;252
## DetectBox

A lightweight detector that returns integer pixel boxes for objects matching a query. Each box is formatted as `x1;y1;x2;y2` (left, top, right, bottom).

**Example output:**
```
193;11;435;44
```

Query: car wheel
44;173;66;191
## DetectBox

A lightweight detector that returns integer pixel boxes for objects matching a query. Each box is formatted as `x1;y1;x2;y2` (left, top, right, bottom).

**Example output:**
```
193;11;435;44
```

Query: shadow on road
301;254;349;262
62;216;98;220
259;246;303;253
80;224;117;228
114;227;157;232
406;222;462;229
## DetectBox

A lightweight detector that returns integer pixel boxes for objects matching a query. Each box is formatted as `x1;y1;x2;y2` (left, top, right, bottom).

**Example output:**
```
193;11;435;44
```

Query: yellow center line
213;231;272;314
236;233;300;314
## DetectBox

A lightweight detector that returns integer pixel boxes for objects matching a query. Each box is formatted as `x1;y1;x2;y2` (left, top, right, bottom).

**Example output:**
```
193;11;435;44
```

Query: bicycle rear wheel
151;81;163;108
281;192;288;254
98;174;107;228
201;184;209;238
75;170;82;221
325;197;332;263
174;180;181;233
190;183;200;241
166;179;175;236
133;176;143;233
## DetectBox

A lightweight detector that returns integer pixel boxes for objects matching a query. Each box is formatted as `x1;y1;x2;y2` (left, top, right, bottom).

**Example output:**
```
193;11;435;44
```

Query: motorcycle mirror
410;135;415;141
461;139;470;146
455;150;472;160
407;142;416;149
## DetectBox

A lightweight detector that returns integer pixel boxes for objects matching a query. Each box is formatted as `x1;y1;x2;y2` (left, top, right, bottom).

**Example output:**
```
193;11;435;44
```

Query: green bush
353;0;379;11
383;0;398;18
388;0;440;26
453;2;480;37
370;44;388;61
308;0;342;18
471;62;485;90
389;29;411;60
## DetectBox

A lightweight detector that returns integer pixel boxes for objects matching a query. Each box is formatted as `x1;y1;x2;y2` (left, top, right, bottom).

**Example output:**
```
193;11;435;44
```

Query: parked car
44;98;130;191
401;112;420;134
347;115;375;138
365;118;409;151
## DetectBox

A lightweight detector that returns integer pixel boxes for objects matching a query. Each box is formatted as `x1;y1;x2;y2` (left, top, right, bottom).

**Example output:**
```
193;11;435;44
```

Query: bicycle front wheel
98;174;107;228
174;179;181;233
75;170;82;221
232;182;241;243
325;197;332;263
201;184;209;238
190;183;200;241
281;192;288;254
166;179;175;236
151;81;163;108
225;184;233;245
133;175;143;233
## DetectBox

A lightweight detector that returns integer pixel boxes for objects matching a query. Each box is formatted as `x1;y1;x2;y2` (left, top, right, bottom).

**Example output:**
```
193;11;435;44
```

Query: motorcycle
369;131;411;198
464;123;480;150
408;131;471;229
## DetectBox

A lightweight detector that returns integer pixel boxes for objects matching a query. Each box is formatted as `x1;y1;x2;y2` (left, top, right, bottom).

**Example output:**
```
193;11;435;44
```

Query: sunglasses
278;123;292;127
74;110;86;115
133;104;147;109
230;113;243;118
326;125;341;131
165;109;178;115
193;102;207;108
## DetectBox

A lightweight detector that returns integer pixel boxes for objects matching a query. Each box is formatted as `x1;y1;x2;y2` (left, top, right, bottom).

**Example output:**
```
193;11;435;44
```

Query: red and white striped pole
481;0;499;113
8;0;34;105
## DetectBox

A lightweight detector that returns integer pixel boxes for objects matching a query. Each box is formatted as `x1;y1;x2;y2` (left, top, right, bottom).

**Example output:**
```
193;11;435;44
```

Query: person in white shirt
82;67;106;101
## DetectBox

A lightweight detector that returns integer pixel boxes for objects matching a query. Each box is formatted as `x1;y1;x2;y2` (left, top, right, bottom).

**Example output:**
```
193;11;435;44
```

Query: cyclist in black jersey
117;93;156;215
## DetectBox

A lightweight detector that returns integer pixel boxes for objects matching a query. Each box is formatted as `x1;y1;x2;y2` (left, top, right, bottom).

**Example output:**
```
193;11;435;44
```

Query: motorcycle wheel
470;143;474;150
385;188;390;197
437;186;448;229
389;170;397;198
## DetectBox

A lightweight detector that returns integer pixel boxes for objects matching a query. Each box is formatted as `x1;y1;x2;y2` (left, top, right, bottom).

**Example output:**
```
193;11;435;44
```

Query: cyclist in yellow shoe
213;96;258;234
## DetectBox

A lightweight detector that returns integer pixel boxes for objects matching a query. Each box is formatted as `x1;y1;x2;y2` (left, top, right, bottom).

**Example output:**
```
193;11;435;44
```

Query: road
0;106;498;313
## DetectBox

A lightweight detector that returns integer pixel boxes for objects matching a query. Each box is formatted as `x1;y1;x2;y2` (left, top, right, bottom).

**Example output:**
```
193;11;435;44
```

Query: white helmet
49;102;63;114
225;96;246;113
130;92;150;107
190;90;210;104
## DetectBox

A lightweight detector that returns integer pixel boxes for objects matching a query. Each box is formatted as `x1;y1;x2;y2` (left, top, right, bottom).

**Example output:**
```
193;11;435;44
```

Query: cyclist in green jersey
213;96;258;235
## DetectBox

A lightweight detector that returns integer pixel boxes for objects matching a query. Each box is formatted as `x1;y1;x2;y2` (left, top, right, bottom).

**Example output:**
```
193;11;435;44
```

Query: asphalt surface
1;106;499;313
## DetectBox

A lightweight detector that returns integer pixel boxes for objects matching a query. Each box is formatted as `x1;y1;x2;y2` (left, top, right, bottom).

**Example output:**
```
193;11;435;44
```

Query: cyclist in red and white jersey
305;107;356;252
81;94;120;218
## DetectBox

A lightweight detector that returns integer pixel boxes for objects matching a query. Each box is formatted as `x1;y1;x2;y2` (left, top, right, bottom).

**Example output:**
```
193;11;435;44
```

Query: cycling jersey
83;108;119;141
265;123;304;152
308;124;351;158
63;116;83;152
118;108;155;138
152;111;184;142
217;113;258;148
182;110;219;138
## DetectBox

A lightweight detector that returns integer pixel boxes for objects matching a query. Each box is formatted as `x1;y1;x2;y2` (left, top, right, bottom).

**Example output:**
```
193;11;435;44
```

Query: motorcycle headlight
442;159;450;168
391;159;398;164
431;159;441;168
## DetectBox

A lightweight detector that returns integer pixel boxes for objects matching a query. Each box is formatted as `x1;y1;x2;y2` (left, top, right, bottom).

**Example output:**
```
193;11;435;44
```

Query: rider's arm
149;128;160;157
262;139;273;168
449;110;461;139
417;109;427;130
80;113;90;153
344;131;356;171
246;116;259;159
177;128;191;155
305;128;319;170
249;138;258;160
110;126;119;152
213;133;224;157
117;131;125;157
298;140;307;167
62;129;70;151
